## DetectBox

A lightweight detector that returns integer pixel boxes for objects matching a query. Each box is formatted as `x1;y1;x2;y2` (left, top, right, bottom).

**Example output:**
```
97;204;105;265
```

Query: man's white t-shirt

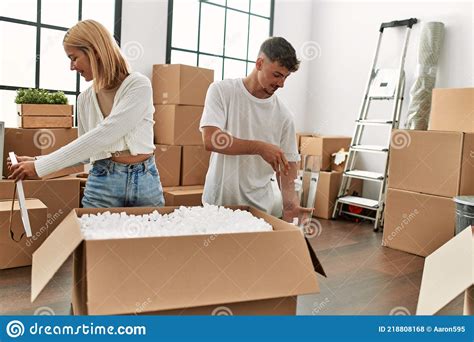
199;78;300;213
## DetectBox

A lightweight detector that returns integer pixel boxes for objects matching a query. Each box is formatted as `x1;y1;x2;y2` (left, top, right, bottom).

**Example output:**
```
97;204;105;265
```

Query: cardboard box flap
31;209;84;302
305;237;327;277
417;226;474;315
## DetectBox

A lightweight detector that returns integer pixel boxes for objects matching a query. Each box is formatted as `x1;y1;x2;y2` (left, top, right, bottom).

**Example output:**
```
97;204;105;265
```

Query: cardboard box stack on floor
383;88;474;257
296;133;362;219
152;64;214;206
31;206;325;315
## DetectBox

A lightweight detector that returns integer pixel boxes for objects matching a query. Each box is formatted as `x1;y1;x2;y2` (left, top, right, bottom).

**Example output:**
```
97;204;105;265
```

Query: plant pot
17;104;73;128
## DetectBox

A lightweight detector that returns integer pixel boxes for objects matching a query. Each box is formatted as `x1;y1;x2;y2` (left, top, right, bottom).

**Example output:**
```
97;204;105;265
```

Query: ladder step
356;119;394;126
351;144;389;153
368;95;396;100
345;170;385;181
337;196;379;209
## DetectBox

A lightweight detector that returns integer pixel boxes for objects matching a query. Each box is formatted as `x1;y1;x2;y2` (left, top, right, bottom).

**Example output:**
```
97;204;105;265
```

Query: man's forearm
280;162;299;210
204;130;262;156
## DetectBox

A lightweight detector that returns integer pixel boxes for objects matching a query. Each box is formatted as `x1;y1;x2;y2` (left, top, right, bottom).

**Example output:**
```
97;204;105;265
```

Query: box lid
31;209;84;301
416;226;473;315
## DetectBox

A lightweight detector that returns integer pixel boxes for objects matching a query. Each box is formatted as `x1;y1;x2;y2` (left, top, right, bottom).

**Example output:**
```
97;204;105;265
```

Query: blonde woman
9;20;164;208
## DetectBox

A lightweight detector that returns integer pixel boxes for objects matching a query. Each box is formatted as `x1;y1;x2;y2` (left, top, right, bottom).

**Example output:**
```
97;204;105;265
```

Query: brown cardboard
0;199;47;269
152;64;214;106
17;104;73;116
299;135;351;171
181;145;211;186
3;128;83;179
163;185;203;206
310;171;362;219
0;178;81;232
382;188;455;257
153;105;203;145
32;206;322;315
19;116;73;129
154;145;181;187
429;88;474;133
388;130;474;197
417;226;473;315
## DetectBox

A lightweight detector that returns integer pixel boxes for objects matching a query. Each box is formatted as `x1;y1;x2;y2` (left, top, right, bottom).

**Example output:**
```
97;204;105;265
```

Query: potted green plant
15;88;73;128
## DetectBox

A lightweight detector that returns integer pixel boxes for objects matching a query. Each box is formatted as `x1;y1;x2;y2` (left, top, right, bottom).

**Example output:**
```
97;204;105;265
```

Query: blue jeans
82;155;165;208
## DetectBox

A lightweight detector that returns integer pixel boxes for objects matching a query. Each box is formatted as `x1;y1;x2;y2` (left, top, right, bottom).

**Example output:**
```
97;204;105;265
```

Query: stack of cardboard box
296;133;363;219
383;88;474;257
152;64;214;206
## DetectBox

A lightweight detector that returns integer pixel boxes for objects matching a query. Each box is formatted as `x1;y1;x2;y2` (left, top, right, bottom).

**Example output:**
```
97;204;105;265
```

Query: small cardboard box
417;226;473;315
0;199;47;269
307;171;362;220
181;145;211;186
152;64;214;106
19;116;73;129
31;206;324;315
382;188;455;257
299;135;351;171
153;105;203;145
429;88;474;133
163;185;204;206
3;128;83;179
154;145;182;187
388;130;474;197
0;178;81;232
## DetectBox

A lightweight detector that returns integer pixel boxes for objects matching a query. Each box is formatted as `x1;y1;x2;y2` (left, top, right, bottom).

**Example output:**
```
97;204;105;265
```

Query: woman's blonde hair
63;20;130;90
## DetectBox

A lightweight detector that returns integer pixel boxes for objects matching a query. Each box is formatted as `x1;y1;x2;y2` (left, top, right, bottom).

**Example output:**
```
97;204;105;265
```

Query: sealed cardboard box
153;105;203;145
181;145;211;186
152;64;214;106
382;188;455;257
308;171;362;219
3;128;83;179
31;206;324;315
388;130;474;197
0;199;47;269
299;135;351;171
417;226;473;315
163;185;203;206
154;145;181;187
429;88;474;133
0;178;81;232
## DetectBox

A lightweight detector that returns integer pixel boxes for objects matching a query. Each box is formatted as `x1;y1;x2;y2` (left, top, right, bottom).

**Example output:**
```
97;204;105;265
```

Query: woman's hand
8;160;39;181
7;155;35;169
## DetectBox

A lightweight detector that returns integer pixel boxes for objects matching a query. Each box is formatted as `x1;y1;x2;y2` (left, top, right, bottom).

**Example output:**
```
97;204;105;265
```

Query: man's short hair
259;37;300;72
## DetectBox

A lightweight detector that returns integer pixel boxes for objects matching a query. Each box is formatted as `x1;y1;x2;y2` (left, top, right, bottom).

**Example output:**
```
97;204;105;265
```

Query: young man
201;37;307;223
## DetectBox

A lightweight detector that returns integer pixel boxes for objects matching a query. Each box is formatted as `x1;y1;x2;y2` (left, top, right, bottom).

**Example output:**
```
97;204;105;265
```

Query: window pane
223;59;246;79
82;0;115;34
250;0;271;17
227;0;249;12
41;0;79;28
202;0;225;5
199;3;224;55
198;55;222;81
246;62;255;75
0;0;37;22
80;76;90;92
171;50;197;66
248;16;270;60
225;10;248;60
0;90;19;128
40;28;76;91
171;0;199;51
0;22;36;88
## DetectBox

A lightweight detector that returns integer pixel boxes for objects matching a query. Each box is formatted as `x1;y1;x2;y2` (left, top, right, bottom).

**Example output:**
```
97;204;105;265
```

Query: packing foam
79;204;273;240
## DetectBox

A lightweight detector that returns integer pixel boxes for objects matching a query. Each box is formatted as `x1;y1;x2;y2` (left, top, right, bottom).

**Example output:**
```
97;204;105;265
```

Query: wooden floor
0;217;463;316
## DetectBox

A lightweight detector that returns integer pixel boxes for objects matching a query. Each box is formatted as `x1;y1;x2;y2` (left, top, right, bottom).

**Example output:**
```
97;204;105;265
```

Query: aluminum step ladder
332;18;418;231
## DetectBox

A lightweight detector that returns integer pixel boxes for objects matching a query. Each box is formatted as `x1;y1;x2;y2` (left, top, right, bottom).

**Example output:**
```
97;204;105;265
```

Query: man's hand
8;161;39;181
282;202;313;224
254;141;289;174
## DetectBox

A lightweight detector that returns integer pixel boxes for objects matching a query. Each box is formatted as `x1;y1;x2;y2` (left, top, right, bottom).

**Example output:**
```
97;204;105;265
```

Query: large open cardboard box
31;206;325;315
417;226;473;315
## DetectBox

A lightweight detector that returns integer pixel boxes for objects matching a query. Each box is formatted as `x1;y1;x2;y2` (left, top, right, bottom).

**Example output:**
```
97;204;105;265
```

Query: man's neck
242;72;272;99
